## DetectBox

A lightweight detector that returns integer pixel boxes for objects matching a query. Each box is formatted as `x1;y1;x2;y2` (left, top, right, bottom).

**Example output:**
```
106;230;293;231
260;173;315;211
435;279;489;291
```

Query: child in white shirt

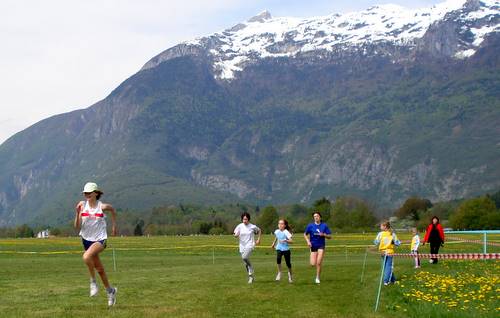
410;228;421;269
234;212;261;283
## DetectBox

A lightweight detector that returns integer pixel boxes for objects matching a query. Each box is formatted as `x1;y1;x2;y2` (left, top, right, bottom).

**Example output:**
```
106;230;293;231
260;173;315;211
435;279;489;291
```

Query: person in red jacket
423;216;445;264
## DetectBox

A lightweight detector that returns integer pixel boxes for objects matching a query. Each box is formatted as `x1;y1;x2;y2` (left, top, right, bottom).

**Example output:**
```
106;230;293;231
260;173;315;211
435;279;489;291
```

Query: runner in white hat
74;182;118;306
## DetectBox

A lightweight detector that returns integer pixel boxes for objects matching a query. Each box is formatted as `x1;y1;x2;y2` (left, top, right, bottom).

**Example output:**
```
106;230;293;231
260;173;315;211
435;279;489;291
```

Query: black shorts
310;246;325;252
82;238;107;251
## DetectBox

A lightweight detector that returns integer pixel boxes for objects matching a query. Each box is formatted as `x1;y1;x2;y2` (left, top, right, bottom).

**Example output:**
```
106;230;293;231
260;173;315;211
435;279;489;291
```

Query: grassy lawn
0;234;498;317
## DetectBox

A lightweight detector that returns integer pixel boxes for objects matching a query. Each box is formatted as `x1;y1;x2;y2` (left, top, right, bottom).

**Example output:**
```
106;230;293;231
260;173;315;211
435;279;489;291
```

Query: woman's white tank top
79;200;107;241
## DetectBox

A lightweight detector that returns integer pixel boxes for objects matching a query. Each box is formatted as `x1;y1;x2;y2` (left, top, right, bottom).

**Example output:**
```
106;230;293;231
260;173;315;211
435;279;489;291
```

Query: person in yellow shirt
410;228;421;269
374;221;401;285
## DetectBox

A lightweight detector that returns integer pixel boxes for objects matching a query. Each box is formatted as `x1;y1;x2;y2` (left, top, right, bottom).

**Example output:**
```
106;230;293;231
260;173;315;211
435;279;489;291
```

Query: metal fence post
483;232;487;254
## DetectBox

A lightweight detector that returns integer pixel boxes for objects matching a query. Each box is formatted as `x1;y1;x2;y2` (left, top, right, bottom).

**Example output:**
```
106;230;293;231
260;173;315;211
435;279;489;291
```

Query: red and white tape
390;253;499;260
447;236;500;247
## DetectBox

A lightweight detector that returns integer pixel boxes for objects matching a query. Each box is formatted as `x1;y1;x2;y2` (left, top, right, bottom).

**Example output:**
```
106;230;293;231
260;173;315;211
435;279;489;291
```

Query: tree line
1;189;499;238
394;191;500;230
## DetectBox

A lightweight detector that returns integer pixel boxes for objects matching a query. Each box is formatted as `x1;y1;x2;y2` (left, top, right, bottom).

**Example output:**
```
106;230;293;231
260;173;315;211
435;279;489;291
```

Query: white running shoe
429;259;434;264
275;272;281;281
288;272;293;283
315;277;320;284
248;276;254;284
107;287;117;307
90;281;98;297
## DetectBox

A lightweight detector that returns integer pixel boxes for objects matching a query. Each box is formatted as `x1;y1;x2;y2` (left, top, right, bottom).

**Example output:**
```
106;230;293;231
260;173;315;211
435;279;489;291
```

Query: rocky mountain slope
0;0;499;225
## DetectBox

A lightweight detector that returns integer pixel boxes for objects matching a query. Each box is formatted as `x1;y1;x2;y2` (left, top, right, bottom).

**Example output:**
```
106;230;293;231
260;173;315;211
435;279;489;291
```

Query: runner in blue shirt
304;212;331;284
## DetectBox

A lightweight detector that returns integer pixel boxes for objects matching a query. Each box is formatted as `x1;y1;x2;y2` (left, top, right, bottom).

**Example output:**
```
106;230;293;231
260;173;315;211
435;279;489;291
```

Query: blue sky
0;0;446;144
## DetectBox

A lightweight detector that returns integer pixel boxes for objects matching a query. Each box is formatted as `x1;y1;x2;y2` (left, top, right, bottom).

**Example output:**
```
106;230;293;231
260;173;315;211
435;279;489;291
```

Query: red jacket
424;223;445;243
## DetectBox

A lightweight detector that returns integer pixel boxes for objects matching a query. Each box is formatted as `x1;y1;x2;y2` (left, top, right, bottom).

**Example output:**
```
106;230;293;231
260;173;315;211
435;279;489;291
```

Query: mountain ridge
142;0;499;79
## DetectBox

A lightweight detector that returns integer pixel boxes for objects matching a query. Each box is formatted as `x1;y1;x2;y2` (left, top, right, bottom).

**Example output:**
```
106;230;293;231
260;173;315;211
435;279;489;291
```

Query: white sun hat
82;182;103;194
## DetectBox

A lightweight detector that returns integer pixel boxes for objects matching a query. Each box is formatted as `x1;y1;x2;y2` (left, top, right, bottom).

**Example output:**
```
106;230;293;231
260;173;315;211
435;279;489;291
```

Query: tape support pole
374;254;386;312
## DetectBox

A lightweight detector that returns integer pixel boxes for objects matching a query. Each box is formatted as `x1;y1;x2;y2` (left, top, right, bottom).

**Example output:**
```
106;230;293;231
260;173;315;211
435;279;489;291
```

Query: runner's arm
255;228;262;245
102;203;117;236
73;202;83;230
304;232;311;247
271;237;277;248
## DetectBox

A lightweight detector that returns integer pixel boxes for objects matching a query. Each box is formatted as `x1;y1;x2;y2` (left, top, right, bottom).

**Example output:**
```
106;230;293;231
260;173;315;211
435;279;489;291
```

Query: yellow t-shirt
411;234;420;251
374;230;400;255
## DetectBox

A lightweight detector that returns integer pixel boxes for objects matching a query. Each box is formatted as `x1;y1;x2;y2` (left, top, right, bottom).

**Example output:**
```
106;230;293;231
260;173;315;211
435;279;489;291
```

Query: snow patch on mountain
454;1;500;58
455;48;476;58
472;24;500;46
144;0;499;79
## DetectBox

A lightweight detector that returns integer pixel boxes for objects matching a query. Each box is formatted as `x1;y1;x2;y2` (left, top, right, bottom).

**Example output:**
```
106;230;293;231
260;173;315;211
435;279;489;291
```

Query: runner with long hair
271;219;293;283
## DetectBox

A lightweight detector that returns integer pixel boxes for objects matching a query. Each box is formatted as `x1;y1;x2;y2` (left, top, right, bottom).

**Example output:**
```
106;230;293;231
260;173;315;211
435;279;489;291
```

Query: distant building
36;229;49;238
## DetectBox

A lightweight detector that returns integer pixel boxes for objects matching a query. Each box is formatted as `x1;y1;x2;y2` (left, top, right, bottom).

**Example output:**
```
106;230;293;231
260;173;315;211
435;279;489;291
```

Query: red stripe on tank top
80;213;104;217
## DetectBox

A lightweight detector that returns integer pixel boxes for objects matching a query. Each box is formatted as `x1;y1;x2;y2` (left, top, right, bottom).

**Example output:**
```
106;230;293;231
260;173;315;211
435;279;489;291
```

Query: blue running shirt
274;229;292;251
305;222;331;248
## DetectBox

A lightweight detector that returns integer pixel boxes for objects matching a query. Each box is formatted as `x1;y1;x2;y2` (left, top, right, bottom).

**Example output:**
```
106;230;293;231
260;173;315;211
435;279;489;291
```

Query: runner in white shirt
234;212;261;284
73;182;118;307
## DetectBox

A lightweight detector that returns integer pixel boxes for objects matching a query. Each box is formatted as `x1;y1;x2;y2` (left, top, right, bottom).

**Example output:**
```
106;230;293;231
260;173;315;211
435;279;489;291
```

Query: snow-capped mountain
142;0;499;79
1;0;500;226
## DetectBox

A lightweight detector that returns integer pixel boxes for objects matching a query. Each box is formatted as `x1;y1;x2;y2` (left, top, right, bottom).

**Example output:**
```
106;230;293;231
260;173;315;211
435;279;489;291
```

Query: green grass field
0;233;498;317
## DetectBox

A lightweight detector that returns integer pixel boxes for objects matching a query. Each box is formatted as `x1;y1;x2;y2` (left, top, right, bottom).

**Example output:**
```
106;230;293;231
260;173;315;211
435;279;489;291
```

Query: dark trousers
277;250;292;269
430;243;440;264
